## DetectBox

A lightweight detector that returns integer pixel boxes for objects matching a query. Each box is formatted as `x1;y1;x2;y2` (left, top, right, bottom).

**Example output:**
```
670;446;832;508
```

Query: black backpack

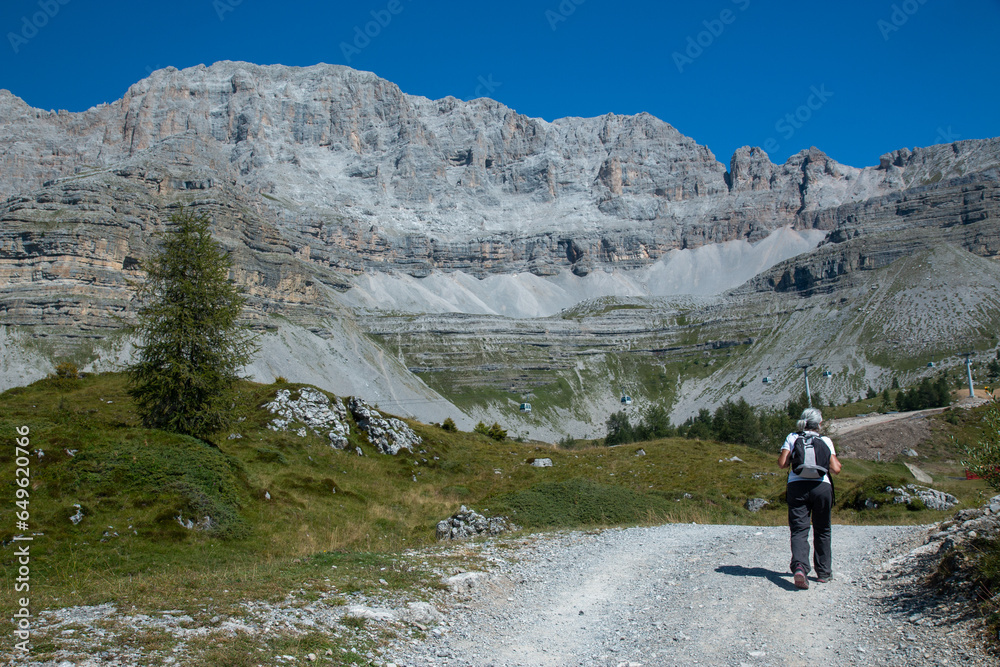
790;433;831;479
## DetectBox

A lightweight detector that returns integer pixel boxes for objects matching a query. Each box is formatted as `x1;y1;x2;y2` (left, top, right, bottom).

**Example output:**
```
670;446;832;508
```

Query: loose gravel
381;523;994;667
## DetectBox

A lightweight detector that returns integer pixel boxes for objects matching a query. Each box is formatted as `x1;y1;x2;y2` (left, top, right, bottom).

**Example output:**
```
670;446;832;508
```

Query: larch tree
127;208;258;438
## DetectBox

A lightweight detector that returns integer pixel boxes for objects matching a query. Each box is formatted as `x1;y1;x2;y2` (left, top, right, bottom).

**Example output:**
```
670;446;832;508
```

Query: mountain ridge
1;61;998;435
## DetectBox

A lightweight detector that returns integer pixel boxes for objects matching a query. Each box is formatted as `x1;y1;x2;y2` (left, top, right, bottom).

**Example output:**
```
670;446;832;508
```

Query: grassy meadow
0;372;994;661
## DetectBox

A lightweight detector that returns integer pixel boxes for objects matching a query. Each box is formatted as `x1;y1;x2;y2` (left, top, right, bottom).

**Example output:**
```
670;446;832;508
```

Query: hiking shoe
793;568;809;589
816;574;833;583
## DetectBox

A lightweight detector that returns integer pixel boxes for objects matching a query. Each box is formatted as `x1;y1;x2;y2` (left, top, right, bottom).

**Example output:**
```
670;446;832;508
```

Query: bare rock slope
1;62;999;430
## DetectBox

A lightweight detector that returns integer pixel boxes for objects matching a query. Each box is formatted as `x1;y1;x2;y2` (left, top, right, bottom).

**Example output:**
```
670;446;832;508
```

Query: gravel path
382;523;993;667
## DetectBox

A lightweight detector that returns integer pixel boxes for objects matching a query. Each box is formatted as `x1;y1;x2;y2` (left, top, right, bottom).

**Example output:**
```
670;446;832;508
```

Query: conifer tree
127;209;258;438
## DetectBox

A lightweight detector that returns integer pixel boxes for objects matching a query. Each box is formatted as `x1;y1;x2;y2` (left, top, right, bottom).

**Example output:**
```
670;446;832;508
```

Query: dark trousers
787;480;833;577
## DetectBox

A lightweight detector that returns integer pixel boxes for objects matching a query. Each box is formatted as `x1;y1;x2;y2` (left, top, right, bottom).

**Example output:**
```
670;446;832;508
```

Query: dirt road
382;523;992;666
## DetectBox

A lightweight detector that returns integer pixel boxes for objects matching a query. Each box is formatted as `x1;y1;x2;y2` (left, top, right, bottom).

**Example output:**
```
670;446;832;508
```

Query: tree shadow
715;565;798;591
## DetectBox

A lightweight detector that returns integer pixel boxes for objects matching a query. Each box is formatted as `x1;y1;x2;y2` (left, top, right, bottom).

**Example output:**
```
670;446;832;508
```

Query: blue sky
1;0;998;167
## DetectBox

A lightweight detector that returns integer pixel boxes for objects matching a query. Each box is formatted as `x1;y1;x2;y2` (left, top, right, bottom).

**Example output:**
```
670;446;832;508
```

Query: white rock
443;571;491;593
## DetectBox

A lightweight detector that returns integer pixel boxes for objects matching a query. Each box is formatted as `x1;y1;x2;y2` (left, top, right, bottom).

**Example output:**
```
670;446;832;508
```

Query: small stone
745;498;769;513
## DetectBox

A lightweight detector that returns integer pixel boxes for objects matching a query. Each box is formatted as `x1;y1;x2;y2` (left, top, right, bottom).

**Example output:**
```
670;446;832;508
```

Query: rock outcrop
436;506;520;541
348;397;421;455
264;387;350;449
889;485;960;511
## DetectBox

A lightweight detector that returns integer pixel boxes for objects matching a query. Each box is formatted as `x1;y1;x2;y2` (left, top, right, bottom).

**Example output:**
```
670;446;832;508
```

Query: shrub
53;361;80;379
487;422;507;441
473;421;490;436
840;473;906;511
441;417;458;432
962;406;1000;491
272;375;288;384
557;434;577;449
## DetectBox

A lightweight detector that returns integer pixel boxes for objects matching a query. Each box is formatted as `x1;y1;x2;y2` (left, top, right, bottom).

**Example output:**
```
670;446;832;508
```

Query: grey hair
798;407;823;432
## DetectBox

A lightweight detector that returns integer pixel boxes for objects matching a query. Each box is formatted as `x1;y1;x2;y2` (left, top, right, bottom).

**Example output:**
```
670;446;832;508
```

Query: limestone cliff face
747;169;1000;297
6;61;996;282
2;61;1000;429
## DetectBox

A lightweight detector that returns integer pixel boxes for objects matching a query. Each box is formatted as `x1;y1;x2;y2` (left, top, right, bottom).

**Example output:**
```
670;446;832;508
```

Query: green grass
0;372;994;661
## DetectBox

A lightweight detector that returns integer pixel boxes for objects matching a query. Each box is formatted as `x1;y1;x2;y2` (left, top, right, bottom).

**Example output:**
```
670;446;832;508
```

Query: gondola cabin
620;395;633;406
823;371;833;378
762;377;773;384
519;403;532;413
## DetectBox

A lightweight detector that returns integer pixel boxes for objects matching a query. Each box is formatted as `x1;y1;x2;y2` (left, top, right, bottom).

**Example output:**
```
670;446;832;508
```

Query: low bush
489;478;673;528
840;473;907;511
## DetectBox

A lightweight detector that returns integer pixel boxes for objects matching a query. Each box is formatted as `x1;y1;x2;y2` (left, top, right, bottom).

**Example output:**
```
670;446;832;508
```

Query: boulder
888;484;959;511
264;387;350;449
348;397;421;455
401;602;443;626
345;605;397;623
443;571;492;593
745;498;769;512
436;505;519;541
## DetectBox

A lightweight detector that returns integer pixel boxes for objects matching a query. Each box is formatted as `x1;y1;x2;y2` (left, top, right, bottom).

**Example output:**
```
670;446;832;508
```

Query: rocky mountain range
2;61;998;438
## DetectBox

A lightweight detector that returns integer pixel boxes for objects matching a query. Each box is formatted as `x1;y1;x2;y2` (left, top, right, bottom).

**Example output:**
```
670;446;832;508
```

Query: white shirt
781;431;836;484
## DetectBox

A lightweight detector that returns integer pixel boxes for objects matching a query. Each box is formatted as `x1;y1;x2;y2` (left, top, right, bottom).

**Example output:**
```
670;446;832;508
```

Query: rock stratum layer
1;61;998;435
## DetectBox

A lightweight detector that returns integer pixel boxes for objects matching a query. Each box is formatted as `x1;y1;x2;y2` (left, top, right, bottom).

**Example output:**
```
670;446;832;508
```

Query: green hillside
0;372;991;663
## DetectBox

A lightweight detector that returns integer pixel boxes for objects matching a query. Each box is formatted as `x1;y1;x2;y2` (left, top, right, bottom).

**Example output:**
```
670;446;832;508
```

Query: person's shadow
715;565;798;591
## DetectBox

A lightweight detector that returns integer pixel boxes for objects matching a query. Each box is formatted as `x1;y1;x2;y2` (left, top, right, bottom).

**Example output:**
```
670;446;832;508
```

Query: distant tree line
603;372;954;451
604;395;809;453
894;376;951;412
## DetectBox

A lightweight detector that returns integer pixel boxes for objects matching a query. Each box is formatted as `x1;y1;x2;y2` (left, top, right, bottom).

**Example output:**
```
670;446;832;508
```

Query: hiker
778;407;841;589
